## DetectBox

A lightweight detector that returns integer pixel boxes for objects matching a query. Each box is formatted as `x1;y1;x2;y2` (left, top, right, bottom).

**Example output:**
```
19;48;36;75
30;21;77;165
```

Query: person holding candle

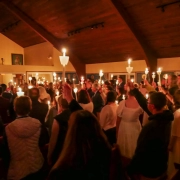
91;83;104;119
116;90;143;159
85;78;94;98
117;76;125;90
46;82;55;103
29;88;49;125
127;92;174;180
99;91;117;145
48;98;71;166
116;87;126;104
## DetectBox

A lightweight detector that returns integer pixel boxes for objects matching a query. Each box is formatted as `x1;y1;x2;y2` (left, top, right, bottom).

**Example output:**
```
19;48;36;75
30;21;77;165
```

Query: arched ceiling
0;0;180;73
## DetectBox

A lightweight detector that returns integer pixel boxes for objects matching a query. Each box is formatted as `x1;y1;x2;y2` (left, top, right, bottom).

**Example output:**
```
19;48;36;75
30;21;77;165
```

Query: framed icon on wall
11;53;23;65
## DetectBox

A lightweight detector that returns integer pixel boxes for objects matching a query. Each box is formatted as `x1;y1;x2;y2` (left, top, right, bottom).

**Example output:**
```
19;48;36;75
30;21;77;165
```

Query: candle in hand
145;93;149;99
17;88;24;96
128;58;131;66
152;72;156;82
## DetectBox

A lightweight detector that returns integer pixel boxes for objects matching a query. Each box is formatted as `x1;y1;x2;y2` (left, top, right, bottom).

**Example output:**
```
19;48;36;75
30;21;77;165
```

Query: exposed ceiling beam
0;0;85;77
106;0;157;73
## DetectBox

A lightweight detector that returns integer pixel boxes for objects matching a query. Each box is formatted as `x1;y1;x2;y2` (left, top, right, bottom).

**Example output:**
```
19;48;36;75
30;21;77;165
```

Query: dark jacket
127;110;174;178
29;100;48;124
51;109;71;164
92;91;104;116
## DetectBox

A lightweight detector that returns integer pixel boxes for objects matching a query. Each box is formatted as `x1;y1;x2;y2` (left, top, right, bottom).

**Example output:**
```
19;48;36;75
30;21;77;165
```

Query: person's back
30;100;48;124
48;98;71;165
127;92;174;179
29;88;49;124
3;96;44;180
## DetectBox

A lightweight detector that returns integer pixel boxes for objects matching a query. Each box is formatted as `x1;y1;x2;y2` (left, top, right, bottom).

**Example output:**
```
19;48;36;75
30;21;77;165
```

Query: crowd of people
0;74;180;180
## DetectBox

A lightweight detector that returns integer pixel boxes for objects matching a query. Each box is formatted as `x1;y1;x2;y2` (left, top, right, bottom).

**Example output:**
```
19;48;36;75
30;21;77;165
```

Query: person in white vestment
100;91;117;145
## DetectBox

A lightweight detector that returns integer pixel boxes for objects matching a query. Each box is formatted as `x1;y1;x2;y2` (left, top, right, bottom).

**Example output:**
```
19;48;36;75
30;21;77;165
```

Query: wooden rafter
0;0;85;77
106;0;157;72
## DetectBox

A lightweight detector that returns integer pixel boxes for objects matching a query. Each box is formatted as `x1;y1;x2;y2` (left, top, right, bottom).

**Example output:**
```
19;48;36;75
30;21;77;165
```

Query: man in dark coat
127;92;174;179
91;83;104;117
29;88;48;124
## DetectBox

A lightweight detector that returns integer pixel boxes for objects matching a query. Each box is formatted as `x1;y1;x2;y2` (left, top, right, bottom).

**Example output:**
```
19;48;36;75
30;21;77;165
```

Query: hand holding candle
157;68;162;86
17;88;24;96
128;58;131;67
145;68;149;80
74;87;78;100
152;72;156;82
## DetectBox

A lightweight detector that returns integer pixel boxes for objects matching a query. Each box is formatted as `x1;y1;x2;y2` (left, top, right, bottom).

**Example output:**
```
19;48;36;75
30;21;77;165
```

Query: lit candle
111;74;113;80
102;80;104;85
17;88;24;97
131;79;134;83
29;77;32;85
56;91;59;96
74;87;78;100
152;72;156;82
29;77;32;81
164;74;168;88
157;68;162;86
145;93;149;99
145;68;149;80
53;72;56;77
62;48;66;56
47;101;50;109
81;76;84;88
122;94;125;100
99;70;103;84
128;58;131;66
164;74;168;80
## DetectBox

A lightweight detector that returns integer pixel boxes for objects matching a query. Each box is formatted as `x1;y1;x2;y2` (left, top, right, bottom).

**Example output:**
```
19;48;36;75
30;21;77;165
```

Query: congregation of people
0;74;180;180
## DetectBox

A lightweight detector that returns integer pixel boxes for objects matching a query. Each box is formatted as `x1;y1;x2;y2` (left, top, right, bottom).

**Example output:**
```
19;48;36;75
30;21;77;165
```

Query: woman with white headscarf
38;86;51;104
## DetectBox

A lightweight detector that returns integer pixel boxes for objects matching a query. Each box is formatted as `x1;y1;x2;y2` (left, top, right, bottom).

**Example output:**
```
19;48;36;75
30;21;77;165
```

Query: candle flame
128;58;131;65
62;48;66;56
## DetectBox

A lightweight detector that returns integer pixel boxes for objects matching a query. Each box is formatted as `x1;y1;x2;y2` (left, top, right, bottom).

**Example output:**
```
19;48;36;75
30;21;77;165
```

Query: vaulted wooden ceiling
0;0;180;73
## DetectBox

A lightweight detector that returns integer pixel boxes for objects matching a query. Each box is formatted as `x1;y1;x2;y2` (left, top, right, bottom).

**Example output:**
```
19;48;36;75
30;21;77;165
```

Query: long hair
77;89;91;104
52;110;111;170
